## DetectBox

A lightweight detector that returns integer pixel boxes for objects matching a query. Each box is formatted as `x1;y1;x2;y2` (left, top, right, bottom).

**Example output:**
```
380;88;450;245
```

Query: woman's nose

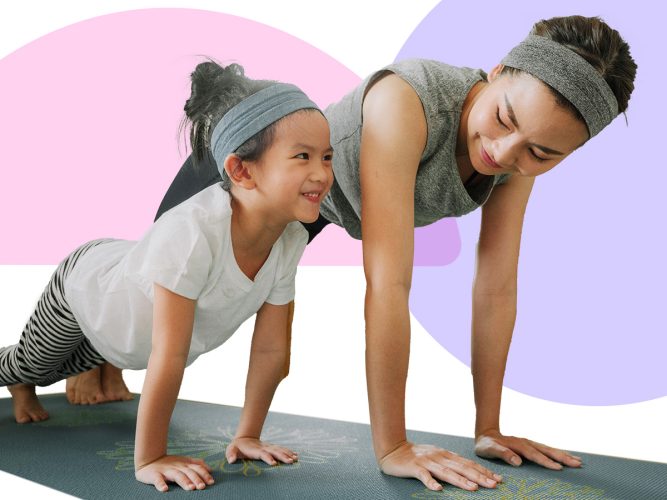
491;137;516;169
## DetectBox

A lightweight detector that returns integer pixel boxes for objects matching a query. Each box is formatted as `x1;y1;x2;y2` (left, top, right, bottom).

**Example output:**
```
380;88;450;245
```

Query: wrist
134;453;165;472
475;426;501;440
377;439;409;465
233;433;260;441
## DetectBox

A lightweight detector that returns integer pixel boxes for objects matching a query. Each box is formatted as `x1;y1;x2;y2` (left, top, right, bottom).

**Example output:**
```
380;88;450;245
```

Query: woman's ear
223;154;255;190
487;63;505;82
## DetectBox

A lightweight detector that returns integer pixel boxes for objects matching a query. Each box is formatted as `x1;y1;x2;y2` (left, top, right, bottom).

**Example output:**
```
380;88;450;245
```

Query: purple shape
415;219;461;266
403;1;667;404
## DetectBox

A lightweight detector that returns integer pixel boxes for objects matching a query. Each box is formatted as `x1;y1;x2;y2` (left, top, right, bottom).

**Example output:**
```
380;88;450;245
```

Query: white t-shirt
64;184;308;370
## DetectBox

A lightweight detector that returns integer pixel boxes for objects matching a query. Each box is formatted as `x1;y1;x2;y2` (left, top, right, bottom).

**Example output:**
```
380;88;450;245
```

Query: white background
1;1;665;497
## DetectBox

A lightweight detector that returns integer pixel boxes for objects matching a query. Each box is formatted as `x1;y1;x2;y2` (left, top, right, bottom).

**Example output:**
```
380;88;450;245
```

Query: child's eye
496;108;509;129
294;153;309;160
323;153;333;162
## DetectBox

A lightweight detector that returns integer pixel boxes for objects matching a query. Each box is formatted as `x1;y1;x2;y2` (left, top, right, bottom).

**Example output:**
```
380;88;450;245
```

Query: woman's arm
134;284;214;492
359;74;500;492
225;302;298;466
472;175;582;469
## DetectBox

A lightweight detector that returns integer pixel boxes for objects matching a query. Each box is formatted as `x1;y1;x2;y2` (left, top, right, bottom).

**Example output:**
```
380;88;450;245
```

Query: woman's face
464;66;590;177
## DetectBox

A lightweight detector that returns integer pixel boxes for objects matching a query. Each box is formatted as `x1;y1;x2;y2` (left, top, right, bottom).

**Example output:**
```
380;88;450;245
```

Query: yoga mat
0;394;665;499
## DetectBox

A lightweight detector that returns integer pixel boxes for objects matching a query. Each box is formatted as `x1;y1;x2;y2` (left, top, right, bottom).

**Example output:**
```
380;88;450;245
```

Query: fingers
226;444;239;464
137;470;169;493
415;468;443;492
478;434;582;470
136;456;215;492
153;474;169;493
252;449;275;466
529;440;583;468
381;443;501;492
228;439;299;466
164;469;198;491
186;462;215;486
497;438;561;470
271;447;299;464
477;438;523;466
436;455;501;489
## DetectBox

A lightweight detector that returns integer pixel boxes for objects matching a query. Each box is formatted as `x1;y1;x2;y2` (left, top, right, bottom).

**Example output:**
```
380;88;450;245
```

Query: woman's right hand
379;441;503;492
135;455;214;492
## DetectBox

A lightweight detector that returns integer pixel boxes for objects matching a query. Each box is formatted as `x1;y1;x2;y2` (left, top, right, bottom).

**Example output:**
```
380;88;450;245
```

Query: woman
72;15;637;492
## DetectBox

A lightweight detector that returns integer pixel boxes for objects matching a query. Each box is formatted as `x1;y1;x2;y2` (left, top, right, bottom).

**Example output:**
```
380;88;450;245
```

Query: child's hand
226;437;299;466
135;455;214;492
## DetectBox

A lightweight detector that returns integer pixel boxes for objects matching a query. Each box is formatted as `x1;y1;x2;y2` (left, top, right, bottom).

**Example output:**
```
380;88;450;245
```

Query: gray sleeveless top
320;59;510;240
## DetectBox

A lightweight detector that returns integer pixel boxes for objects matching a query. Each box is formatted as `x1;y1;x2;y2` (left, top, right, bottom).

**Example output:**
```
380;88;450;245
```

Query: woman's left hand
474;430;582;470
225;437;299;466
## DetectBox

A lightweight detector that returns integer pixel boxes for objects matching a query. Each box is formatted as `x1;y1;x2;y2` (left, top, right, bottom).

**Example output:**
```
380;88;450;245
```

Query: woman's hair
182;61;277;190
502;16;637;125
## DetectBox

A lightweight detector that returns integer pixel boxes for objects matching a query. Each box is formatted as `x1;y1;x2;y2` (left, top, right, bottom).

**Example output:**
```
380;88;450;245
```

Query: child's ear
223;154;255;189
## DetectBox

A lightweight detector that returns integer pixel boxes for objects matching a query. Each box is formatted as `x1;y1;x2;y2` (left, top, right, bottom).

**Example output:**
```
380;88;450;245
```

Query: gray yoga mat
0;394;665;499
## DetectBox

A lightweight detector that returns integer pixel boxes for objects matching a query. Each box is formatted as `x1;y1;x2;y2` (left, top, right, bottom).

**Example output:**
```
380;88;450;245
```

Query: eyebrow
292;143;334;153
504;93;564;156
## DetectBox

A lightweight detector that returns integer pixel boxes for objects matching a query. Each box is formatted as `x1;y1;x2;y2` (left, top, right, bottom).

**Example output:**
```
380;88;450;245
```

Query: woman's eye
529;149;548;162
496;108;509;129
294;152;309;160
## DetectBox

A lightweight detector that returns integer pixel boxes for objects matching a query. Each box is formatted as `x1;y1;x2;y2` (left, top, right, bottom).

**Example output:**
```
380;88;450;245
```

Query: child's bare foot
8;384;49;423
101;363;133;402
66;366;107;405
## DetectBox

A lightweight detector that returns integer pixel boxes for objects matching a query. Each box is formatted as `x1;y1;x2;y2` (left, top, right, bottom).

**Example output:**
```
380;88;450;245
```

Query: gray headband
502;34;618;138
211;83;321;178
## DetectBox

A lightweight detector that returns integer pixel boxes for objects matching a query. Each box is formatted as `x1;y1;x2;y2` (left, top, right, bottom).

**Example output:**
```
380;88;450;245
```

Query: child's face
250;111;333;224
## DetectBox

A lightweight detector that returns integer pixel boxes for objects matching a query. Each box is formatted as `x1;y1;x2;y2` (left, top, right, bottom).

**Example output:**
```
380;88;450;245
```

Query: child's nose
311;160;332;183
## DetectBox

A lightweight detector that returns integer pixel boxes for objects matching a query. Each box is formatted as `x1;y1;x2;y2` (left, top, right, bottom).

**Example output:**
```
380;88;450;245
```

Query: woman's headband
211;83;321;177
501;35;618;138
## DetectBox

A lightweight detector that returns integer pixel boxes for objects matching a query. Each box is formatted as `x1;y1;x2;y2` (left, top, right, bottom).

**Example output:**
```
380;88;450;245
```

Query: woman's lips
480;146;502;169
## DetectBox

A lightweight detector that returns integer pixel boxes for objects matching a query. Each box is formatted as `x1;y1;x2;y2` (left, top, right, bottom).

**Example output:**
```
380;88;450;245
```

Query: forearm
235;349;288;439
365;284;411;460
471;290;517;437
135;353;187;468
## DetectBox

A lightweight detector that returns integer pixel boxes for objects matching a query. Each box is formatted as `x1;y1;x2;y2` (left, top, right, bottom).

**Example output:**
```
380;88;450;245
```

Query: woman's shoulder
383;59;485;109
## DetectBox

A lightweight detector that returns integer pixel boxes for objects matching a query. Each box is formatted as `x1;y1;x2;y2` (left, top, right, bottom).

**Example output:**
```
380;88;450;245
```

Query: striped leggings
0;240;111;387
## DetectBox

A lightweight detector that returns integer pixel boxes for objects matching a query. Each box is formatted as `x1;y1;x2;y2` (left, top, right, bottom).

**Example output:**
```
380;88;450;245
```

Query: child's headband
501;35;618;138
211;83;321;178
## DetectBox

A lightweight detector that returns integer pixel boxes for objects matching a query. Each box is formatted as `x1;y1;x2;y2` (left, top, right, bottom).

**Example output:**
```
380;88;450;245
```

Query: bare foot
66;366;107;405
101;363;133;402
8;384;49;423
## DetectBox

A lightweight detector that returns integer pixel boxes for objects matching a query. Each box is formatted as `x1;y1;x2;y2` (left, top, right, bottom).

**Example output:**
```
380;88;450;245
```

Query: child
0;61;334;492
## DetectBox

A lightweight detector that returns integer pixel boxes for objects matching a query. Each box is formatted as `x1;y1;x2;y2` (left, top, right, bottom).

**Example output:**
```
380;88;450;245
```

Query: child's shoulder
278;221;309;257
164;184;232;226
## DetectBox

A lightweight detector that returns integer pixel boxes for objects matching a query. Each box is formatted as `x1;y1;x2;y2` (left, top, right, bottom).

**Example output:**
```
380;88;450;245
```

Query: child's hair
182;61;278;190
502;16;637;123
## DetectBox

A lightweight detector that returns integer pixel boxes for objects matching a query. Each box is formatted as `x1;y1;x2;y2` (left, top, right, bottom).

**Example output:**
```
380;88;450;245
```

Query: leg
8;384;49;423
64;339;125;405
100;362;133;402
65;366;105;405
0;240;109;421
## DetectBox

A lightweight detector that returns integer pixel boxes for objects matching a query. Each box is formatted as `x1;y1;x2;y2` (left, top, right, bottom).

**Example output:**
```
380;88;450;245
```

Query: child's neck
229;197;287;281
